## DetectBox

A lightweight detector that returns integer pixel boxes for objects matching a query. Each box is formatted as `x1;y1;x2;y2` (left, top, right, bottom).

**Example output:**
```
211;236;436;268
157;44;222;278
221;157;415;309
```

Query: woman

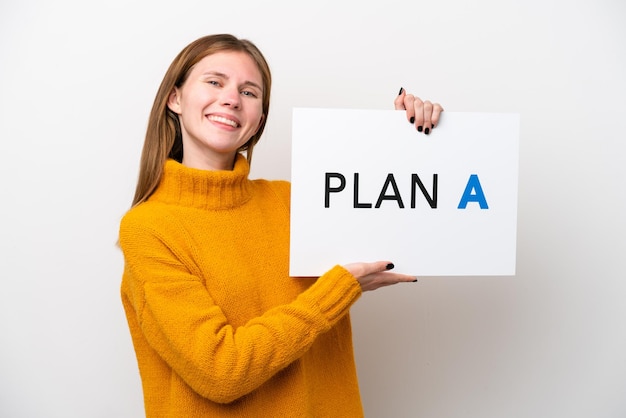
120;33;443;417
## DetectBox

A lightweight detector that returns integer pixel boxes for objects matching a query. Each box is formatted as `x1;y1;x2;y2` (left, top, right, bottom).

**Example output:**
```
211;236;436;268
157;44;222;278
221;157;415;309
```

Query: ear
166;87;182;114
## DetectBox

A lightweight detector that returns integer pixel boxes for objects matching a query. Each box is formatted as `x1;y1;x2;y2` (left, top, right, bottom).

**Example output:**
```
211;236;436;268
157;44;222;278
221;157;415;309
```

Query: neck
181;152;237;171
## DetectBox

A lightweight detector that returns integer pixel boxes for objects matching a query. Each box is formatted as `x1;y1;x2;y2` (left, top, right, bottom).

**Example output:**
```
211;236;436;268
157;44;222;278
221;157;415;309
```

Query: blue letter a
458;174;489;209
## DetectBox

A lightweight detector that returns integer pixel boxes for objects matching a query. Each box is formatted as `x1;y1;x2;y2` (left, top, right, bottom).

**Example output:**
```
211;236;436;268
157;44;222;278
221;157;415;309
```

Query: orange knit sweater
120;155;364;417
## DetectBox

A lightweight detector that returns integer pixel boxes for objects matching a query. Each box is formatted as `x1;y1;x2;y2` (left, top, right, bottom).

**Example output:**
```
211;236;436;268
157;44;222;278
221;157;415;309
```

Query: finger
372;272;418;284
431;103;444;128
394;87;406;110
423;100;433;135
359;271;418;292
402;94;416;124
413;96;424;132
343;261;394;278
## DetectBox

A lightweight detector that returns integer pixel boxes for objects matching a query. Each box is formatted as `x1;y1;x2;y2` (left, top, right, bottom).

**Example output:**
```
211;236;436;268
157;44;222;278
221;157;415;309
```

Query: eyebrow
203;71;263;92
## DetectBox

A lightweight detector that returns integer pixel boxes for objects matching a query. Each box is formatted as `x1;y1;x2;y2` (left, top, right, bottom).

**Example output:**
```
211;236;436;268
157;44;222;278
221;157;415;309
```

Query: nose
220;87;240;109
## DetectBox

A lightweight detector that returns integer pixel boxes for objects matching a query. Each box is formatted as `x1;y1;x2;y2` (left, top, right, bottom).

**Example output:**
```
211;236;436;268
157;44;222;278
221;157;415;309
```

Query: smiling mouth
208;115;240;128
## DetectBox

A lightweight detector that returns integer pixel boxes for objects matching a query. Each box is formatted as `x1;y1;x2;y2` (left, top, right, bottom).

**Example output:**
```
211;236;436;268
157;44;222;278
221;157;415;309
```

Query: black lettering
325;173;345;208
411;174;438;208
353;173;372;208
375;174;404;208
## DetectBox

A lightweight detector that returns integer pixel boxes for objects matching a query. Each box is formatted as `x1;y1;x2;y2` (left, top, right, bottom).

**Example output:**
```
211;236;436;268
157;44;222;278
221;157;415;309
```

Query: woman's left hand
394;88;444;135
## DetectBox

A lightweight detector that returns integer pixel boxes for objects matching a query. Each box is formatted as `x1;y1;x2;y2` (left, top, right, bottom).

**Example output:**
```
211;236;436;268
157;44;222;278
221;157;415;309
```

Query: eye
207;80;220;86
241;90;258;98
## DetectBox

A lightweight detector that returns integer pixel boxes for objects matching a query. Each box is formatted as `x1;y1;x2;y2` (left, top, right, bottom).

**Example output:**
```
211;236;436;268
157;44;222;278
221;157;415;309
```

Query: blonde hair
131;34;272;207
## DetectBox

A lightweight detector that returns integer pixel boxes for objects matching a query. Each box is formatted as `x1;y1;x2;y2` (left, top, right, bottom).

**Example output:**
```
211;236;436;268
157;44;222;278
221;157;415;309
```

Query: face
167;51;264;170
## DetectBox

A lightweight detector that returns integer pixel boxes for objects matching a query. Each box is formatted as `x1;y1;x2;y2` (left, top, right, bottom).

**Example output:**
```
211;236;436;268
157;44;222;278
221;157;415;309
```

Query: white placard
289;108;519;276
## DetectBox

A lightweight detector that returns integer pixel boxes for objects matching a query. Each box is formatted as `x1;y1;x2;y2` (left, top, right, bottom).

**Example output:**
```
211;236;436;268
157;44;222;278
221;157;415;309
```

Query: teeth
208;115;238;128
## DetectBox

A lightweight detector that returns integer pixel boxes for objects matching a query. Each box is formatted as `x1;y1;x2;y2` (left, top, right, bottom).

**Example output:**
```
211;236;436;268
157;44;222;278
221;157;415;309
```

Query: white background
1;1;624;417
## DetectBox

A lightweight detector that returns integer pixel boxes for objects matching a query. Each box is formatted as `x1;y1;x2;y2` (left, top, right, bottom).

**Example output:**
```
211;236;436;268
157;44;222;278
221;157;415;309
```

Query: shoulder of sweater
118;202;199;259
250;179;291;208
119;201;177;237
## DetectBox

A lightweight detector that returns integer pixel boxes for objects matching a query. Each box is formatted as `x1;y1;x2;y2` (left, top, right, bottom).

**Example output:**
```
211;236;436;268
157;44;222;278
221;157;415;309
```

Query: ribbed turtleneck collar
149;154;252;210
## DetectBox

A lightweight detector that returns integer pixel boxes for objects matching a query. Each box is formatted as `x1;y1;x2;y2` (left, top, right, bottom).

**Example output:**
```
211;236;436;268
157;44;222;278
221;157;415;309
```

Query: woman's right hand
343;261;417;292
394;88;444;135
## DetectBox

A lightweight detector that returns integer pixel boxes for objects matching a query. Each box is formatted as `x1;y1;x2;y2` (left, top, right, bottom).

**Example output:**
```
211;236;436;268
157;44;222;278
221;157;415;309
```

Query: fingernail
425;127;430;135
398;87;404;95
417;126;423;132
409;116;415;124
386;263;395;270
412;278;418;282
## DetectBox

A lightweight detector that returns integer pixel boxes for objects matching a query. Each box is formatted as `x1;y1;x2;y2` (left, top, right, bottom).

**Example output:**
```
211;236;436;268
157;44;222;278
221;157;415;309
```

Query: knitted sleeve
120;212;362;404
